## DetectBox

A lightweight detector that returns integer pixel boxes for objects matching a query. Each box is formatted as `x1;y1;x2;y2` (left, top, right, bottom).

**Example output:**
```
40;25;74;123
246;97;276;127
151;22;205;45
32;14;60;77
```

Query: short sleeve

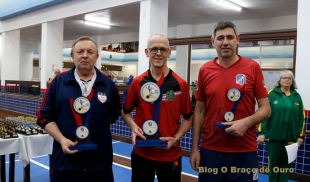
180;82;193;119
195;67;206;102
254;63;268;100
123;79;140;113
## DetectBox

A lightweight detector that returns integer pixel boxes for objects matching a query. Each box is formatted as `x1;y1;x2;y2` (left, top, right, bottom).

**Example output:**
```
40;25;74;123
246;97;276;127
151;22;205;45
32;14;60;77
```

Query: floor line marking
181;172;198;178
112;162;132;170
5;154;48;163
112;141;120;144
5;159;20;163
32;155;48;159
113;153;131;160
30;159;49;170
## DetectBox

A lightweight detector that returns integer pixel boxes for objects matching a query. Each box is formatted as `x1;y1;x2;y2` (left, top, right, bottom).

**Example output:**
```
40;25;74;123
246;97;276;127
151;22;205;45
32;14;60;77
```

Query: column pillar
40;19;64;95
93;36;102;71
19;43;33;81
1;30;20;93
175;24;191;82
138;0;168;75
295;0;310;110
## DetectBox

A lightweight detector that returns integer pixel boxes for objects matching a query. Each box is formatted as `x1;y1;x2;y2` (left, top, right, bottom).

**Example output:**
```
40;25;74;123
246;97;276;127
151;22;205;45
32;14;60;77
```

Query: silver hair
147;34;170;48
275;70;298;90
212;20;238;39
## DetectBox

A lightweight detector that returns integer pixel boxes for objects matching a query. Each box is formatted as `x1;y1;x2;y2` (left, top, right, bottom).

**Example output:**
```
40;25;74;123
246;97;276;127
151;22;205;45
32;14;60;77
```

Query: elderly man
189;21;271;182
121;34;193;182
37;36;121;182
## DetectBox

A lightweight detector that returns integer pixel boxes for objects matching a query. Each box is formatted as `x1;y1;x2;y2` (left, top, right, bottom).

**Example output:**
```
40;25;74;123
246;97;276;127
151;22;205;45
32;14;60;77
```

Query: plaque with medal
216;85;245;129
135;72;167;147
69;90;97;150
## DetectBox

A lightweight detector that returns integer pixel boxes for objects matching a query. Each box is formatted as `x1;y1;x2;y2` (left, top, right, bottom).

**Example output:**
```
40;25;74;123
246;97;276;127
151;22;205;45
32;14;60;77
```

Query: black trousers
131;151;182;182
50;168;114;182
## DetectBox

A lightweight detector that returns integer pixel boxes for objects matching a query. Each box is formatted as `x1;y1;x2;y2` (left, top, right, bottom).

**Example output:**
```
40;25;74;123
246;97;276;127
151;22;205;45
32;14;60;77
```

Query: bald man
121;34;193;182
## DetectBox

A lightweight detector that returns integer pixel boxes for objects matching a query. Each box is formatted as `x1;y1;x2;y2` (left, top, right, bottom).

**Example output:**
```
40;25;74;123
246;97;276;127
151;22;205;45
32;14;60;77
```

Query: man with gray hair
190;21;271;182
37;36;121;182
122;34;193;182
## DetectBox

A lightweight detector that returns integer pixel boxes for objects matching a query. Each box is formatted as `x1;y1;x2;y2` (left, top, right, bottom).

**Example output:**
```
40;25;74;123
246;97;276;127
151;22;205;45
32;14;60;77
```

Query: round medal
223;111;235;121
227;88;241;102
73;97;90;114
142;120;158;136
75;125;89;140
140;82;160;103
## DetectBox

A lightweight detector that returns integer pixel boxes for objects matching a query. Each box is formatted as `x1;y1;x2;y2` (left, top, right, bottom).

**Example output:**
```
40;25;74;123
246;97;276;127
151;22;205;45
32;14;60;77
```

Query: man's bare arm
160;115;192;150
189;100;206;171
121;109;146;145
224;97;271;137
45;122;78;154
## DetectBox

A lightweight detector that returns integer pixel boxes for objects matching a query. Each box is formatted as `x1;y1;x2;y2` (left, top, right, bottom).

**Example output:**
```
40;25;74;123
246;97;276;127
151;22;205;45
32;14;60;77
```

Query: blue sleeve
36;81;56;129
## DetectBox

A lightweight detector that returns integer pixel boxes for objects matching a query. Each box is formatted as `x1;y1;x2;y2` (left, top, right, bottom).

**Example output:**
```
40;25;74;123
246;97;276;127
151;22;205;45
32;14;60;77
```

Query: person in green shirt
257;70;306;182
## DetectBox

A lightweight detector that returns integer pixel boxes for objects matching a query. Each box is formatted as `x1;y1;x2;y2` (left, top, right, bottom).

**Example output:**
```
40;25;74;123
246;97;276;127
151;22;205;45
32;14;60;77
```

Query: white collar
74;69;97;97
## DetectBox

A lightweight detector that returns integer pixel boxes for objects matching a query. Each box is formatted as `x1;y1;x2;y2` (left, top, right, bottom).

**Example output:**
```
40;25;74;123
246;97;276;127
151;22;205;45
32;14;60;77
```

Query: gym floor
2;140;297;182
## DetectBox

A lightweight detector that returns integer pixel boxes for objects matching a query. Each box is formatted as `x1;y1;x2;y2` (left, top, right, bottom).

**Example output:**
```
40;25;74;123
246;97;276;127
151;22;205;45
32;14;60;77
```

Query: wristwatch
173;137;179;146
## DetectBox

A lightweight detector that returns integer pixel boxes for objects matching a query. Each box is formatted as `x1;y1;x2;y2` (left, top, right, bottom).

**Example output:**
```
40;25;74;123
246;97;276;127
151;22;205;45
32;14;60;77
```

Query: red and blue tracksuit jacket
37;66;121;171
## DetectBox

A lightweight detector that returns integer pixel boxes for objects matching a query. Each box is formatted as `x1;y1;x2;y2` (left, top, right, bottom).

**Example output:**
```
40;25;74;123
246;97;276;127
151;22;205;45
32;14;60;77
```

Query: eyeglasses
148;47;169;54
281;77;292;80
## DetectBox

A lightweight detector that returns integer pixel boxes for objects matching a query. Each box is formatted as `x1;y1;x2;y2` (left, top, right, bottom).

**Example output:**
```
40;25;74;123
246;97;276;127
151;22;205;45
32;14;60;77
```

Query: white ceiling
20;0;298;44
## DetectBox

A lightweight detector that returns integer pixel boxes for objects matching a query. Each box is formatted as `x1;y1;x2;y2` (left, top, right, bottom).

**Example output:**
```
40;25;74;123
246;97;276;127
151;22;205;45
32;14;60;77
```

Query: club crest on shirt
165;90;175;102
294;102;299;106
236;74;246;85
273;100;278;104
98;92;107;104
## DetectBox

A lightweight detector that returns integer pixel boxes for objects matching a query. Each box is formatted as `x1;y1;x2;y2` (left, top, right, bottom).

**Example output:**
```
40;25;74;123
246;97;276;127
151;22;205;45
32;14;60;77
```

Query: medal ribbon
226;84;245;117
138;72;165;137
70;88;94;127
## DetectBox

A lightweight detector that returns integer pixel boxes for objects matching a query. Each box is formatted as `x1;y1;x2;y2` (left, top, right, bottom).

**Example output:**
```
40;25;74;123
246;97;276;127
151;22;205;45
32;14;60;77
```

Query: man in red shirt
122;34;193;182
189;21;271;182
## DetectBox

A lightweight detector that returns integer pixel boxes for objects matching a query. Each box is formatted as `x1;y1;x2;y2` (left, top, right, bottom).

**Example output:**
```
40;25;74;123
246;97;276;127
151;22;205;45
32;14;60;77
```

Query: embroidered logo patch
236;74;246;85
273;100;278;104
172;159;181;170
165;90;175;102
98;92;107;104
294;102;299;106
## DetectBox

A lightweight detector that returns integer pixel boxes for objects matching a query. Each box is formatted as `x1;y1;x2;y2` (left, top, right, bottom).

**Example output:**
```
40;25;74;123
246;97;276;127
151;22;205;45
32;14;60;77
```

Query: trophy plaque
216;85;245;129
69;89;97;151
135;72;167;147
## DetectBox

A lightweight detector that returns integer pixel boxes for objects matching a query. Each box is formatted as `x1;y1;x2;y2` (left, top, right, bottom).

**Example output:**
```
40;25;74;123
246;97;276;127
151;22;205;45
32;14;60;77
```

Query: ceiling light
84;21;110;29
216;0;243;11
85;12;111;25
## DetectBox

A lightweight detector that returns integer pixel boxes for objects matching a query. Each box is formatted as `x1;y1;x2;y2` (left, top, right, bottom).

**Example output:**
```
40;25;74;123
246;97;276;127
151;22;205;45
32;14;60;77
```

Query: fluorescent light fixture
84;21;110;29
216;0;243;11
85;12;111;25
